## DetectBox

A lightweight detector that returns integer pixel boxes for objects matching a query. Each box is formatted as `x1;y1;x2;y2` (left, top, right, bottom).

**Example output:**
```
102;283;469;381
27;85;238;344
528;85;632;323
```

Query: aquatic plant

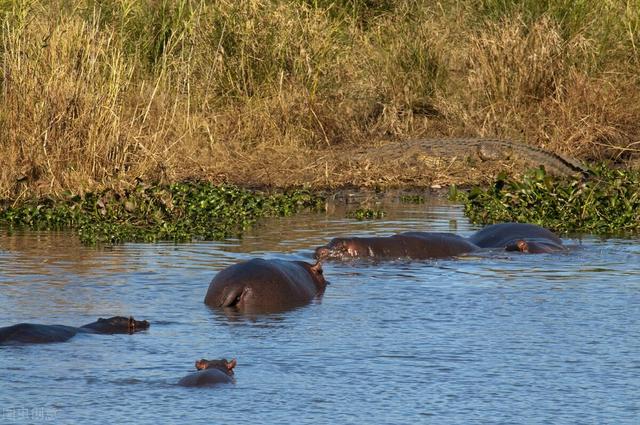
347;208;386;220
0;183;325;244
458;166;640;234
399;195;426;204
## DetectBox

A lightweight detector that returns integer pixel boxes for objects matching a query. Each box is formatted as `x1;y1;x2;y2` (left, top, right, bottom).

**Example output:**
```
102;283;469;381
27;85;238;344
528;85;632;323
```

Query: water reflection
1;197;639;424
205;299;326;323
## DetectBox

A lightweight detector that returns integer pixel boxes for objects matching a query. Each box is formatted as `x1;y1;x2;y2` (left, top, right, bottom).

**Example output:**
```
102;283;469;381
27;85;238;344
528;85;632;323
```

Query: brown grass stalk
1;1;640;198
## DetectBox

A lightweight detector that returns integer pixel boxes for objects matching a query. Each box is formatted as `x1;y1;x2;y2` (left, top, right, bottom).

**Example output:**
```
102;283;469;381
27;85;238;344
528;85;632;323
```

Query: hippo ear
227;358;237;371
310;260;323;273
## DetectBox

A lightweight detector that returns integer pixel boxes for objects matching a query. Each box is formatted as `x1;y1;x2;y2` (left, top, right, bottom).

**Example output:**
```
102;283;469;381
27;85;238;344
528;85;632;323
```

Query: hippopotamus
314;232;479;261
204;258;328;313
468;223;565;253
178;358;237;387
0;316;150;345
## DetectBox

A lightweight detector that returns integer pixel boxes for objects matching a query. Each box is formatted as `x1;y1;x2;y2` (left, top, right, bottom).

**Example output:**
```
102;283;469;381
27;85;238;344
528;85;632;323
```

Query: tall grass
1;0;639;197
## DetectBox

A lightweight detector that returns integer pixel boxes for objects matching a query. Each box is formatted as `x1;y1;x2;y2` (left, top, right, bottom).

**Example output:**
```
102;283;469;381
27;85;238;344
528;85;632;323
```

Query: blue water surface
1;199;638;424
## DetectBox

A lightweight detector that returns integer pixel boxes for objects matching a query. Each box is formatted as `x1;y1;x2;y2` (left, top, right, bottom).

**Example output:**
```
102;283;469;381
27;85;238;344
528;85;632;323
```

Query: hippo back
396;232;479;258
0;323;78;345
317;232;478;260
468;223;563;249
178;369;235;387
204;258;326;312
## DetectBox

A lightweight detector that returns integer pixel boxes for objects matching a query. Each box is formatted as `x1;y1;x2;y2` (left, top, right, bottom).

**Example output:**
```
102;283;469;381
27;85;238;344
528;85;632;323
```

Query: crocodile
358;138;590;177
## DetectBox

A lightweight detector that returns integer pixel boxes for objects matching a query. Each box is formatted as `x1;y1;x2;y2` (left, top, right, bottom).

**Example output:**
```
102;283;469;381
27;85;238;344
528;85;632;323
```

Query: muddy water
1;198;639;424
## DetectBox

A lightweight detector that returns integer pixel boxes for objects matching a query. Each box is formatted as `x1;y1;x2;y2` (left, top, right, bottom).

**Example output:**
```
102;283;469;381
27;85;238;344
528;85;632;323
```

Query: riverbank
4;163;640;244
2;1;640;198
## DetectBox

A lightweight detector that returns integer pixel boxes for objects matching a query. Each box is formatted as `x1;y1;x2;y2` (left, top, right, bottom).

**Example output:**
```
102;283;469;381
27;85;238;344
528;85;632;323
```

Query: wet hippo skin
0;316;150;345
0;324;79;344
468;223;565;253
204;259;328;313
315;232;479;261
178;358;237;387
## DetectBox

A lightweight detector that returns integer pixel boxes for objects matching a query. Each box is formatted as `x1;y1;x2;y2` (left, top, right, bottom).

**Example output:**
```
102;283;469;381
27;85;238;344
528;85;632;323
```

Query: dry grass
1;0;640;198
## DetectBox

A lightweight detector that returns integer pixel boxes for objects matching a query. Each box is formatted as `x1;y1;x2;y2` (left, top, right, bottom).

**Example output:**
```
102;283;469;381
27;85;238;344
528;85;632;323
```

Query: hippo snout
133;319;150;331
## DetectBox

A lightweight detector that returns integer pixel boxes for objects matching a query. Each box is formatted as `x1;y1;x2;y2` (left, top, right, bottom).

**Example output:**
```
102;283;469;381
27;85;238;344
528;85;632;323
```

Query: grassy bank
2;0;640;198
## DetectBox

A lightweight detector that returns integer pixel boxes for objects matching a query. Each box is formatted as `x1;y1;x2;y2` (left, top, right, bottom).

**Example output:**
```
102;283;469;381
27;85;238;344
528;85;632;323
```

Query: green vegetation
347;208;385;220
1;1;639;197
400;195;426;204
0;183;325;244
458;167;640;234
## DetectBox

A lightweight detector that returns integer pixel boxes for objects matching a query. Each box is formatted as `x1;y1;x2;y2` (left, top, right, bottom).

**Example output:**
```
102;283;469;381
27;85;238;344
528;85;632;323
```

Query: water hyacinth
458;166;640;235
400;195;426;204
346;208;386;220
0;183;325;244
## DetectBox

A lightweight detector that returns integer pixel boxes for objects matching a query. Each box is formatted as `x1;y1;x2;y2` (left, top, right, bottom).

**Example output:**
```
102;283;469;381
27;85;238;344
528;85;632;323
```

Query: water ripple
1;201;639;424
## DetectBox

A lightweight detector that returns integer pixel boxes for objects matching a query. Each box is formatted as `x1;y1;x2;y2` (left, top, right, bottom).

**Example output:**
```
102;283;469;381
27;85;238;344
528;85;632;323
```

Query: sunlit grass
1;0;639;198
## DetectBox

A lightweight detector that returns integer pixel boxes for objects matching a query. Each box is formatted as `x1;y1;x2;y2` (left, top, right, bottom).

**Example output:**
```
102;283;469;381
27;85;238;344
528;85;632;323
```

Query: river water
1;197;638;424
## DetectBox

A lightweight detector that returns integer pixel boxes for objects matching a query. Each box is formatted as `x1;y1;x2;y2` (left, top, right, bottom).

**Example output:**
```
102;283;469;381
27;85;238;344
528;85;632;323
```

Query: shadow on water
205;302;325;324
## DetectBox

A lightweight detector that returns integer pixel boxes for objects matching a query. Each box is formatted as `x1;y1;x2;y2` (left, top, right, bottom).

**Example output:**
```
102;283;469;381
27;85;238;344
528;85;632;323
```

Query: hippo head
315;238;362;260
127;316;150;333
195;358;237;375
505;240;531;253
505;239;565;254
84;316;150;334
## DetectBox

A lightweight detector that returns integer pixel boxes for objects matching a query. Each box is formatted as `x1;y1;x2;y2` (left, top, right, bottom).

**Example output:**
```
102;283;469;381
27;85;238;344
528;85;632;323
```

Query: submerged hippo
468;223;565;253
315;232;479;261
0;316;150;345
178;358;237;387
204;259;328;313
